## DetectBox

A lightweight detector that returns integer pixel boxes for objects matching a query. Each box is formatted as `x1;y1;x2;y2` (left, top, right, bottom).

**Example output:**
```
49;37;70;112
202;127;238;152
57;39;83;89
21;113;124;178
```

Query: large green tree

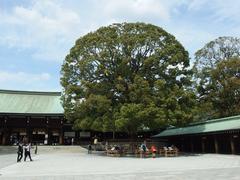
193;37;240;119
198;58;240;118
61;22;195;137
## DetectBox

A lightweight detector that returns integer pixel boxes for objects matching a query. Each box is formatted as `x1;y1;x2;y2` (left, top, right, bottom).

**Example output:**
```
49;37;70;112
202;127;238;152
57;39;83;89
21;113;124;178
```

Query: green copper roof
153;115;240;137
0;90;63;114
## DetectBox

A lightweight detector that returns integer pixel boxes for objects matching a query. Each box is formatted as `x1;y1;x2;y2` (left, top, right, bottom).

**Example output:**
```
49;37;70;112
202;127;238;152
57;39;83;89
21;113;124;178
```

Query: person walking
24;143;33;161
88;143;92;154
17;142;23;162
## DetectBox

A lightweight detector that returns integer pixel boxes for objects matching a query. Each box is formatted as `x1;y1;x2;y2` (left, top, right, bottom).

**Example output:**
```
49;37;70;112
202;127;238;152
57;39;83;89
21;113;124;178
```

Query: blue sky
0;0;240;91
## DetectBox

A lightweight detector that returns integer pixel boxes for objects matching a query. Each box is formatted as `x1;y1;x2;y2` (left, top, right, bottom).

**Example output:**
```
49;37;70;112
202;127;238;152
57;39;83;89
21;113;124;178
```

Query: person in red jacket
151;145;157;158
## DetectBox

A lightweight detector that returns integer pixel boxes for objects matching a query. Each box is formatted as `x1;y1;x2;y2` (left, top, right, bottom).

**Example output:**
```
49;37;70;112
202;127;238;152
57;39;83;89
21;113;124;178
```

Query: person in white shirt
24;143;33;161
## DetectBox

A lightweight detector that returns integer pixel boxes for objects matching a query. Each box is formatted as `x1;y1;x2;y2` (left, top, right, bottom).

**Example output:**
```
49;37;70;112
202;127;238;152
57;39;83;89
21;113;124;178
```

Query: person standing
17;142;23;162
24;143;33;161
93;136;98;151
151;145;157;158
141;142;147;158
88;143;92;154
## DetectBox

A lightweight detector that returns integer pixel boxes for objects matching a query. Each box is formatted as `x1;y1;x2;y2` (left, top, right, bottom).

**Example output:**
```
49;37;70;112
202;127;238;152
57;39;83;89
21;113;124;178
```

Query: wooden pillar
60;118;64;145
46;117;50;145
59;129;63;145
181;137;184;152
2;132;6;145
201;137;205;153
0;132;2;145
2;129;11;145
190;137;194;153
214;135;219;154
2;116;7;145
230;136;236;154
47;129;51;145
26;116;31;143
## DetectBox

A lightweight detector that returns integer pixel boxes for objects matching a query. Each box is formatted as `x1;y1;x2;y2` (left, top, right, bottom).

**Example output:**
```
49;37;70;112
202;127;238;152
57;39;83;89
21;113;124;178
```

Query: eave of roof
153;115;240;138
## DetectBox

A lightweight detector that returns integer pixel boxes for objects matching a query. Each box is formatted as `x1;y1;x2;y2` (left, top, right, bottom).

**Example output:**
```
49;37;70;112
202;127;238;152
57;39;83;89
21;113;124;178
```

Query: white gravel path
1;148;240;179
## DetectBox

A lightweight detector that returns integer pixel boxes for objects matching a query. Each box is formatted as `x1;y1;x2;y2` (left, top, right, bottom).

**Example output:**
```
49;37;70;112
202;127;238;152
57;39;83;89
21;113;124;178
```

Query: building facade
0;90;82;145
153;115;240;154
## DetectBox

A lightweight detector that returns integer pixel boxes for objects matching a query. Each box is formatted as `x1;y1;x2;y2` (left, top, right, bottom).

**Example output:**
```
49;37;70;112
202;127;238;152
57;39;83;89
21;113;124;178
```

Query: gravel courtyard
1;146;240;180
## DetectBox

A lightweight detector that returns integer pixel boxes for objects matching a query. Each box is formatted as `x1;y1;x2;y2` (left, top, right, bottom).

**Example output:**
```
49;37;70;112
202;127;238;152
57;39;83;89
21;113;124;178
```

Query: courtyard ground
0;146;240;179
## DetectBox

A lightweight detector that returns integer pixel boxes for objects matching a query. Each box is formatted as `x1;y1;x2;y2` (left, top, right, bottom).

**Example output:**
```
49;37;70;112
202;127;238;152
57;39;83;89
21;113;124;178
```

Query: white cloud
0;0;81;62
0;0;185;63
0;70;54;91
102;0;172;20
211;1;240;23
186;0;209;11
0;71;51;83
0;0;239;64
185;0;240;24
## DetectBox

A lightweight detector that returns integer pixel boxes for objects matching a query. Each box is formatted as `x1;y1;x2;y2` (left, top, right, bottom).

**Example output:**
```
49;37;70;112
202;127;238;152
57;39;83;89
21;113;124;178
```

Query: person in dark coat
17;142;23;162
88;143;92;154
24;143;33;161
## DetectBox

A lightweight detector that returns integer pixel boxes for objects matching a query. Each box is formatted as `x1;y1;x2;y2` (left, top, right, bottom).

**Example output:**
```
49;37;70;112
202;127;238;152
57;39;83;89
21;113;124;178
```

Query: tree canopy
61;22;195;136
196;58;240;118
193;36;240;120
194;36;240;73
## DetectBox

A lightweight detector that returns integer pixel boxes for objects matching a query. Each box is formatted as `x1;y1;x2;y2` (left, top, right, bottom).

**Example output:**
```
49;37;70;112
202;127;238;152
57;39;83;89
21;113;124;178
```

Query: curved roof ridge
0;89;61;96
188;115;240;126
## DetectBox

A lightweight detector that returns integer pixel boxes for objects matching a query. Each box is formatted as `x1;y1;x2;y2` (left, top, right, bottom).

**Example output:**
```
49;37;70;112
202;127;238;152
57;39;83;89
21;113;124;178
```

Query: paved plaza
1;147;240;179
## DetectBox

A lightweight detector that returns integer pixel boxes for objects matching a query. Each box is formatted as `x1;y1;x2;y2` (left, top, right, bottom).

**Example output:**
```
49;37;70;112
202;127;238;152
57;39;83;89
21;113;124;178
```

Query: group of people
139;142;157;158
87;136;99;154
17;142;33;162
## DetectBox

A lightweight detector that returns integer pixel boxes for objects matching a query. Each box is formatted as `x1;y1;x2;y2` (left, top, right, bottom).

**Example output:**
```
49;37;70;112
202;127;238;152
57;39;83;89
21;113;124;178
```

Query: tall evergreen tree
61;22;195;137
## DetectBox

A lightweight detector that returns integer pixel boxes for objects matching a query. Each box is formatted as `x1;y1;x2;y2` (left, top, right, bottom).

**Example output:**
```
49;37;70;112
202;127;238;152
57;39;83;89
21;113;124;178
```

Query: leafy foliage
194;36;240;73
193;36;240;119
61;22;195;135
200;58;240;118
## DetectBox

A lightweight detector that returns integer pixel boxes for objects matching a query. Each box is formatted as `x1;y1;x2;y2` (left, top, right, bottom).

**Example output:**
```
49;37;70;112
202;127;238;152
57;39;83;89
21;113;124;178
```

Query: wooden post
214;135;219;154
3;116;7;145
59;130;63;145
47;129;51;145
181;137;184;152
230;136;236;154
59;118;64;145
190;137;194;153
26;116;31;143
2;132;6;145
201;137;205;153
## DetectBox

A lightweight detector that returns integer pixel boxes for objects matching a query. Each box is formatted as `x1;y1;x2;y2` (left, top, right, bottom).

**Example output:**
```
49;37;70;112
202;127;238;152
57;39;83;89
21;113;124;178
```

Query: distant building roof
0;89;63;115
153;115;240;137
